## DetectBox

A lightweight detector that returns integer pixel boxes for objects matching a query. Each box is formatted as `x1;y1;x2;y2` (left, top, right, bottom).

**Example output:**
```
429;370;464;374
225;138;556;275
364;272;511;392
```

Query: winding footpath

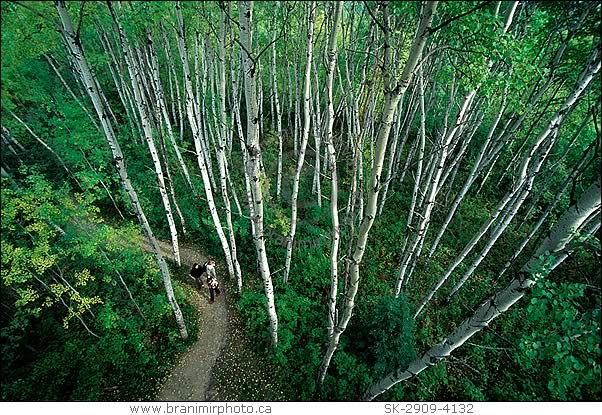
142;239;230;401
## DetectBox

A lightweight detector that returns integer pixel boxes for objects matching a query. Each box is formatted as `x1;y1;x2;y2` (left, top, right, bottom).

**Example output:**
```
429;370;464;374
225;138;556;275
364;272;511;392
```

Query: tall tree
108;3;182;267
318;1;439;383
239;0;279;347
174;1;236;281
284;1;317;284
323;1;344;338
54;0;188;339
363;177;601;401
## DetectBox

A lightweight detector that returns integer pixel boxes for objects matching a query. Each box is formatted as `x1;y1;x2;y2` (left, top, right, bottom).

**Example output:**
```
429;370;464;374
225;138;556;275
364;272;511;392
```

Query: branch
76;1;85;43
14;1;59;28
429;0;495;34
362;1;386;33
218;0;240;29
255;1;294;63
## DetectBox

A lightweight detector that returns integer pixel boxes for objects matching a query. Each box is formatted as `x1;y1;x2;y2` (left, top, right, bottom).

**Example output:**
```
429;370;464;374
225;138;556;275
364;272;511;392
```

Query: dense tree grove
1;1;600;401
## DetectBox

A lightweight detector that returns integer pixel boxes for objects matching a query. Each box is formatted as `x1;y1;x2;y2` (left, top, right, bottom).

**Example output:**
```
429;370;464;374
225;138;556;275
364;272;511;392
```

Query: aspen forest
2;0;601;402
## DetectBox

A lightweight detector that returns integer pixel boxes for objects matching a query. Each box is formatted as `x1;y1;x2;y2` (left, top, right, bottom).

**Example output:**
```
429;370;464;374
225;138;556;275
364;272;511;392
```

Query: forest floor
143;239;230;401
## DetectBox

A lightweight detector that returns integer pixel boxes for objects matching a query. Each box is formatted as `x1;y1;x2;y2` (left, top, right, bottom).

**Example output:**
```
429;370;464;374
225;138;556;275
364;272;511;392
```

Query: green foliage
515;280;601;400
1;0;600;403
1;172;197;400
320;349;373;400
366;295;417;378
236;289;271;345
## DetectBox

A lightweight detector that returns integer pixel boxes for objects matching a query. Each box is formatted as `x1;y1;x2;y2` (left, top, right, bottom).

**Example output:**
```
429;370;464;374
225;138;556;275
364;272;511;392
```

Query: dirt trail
144;239;230;401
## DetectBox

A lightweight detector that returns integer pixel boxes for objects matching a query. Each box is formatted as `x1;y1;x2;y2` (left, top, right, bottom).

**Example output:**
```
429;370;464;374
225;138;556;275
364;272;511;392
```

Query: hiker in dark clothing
189;262;206;290
190;259;221;303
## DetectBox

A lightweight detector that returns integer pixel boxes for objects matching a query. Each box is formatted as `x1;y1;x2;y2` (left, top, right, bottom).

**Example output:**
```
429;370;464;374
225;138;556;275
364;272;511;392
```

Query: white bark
55;1;188;339
175;2;235;280
44;54;99;130
231;43;256;238
414;46;600;316
318;1;438;383
312;57;323;207
147;33;196;196
323;1;344;338
396;89;476;294
160;23;184;141
218;5;243;292
284;1;316;284
271;4;284;199
239;1;279;347
498;137;596;281
111;12;182;267
427;90;508;258
363;177;601;401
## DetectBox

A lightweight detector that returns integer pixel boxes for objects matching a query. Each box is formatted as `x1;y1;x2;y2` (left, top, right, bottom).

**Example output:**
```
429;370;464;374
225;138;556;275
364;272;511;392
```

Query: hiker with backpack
189;258;221;304
205;259;221;304
189;262;205;290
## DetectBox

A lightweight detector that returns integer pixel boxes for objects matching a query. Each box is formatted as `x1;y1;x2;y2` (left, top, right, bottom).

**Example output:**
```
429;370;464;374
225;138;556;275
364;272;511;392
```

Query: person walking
205;259;221;304
189;262;205;290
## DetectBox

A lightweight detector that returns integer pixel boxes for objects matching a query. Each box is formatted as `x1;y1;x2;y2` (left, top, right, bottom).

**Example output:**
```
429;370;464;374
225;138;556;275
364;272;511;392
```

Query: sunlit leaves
516;279;601;400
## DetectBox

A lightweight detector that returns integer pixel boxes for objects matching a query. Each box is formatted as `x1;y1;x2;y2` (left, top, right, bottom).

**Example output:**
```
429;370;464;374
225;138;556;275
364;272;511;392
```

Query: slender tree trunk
230;41;256;237
175;1;235;280
284;1;316;284
218;4;243;292
427;89;508;258
147;32;196;196
239;0;279;347
363;177;601;401
161;23;185;141
406;66;427;240
55;0;188;339
312;57;323;207
318;1;438;384
271;4;284;200
496;138;596;282
396;89;476;294
44;54;99;130
79;149;125;220
378;83;419;216
110;8;182;267
8;110;79;187
414;46;600;316
323;1;344;338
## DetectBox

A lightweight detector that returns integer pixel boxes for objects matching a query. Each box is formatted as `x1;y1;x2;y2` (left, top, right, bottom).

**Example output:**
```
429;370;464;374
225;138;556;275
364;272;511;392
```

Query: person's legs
209;287;215;303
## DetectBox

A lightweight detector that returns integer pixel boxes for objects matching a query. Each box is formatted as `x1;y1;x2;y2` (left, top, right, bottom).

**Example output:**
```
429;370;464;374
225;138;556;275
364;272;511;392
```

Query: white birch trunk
427;90;508;258
239;1;279;347
312;57;323;207
218;5;243;292
160;23;184;141
378;83;418;216
110;10;182;268
318;1;438;383
324;1;344;338
175;2;235;280
271;5;284;199
363;177;601;401
231;45;256;228
396;89;476;294
406;66;427;240
284;1;316;284
414;46;600;315
147;33;196;196
497;140;596;281
55;1;188;339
